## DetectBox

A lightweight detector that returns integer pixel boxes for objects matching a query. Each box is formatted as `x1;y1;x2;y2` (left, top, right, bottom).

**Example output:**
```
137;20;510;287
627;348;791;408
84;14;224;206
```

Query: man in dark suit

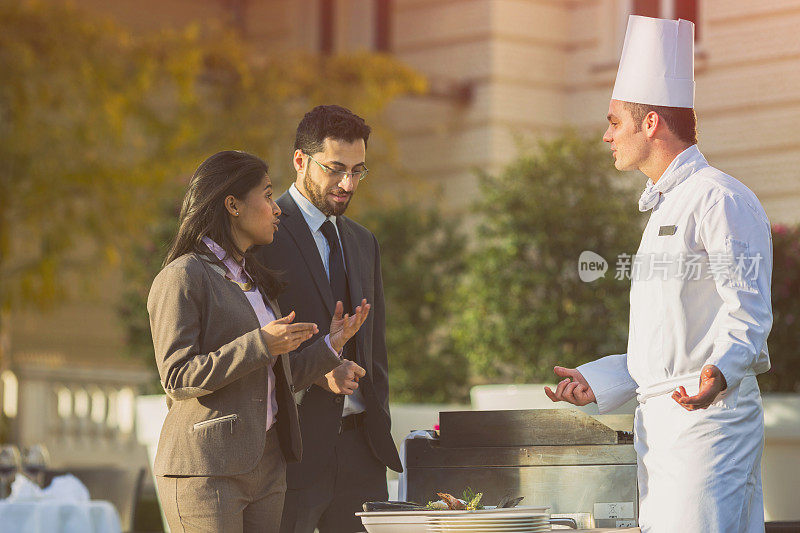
256;105;402;533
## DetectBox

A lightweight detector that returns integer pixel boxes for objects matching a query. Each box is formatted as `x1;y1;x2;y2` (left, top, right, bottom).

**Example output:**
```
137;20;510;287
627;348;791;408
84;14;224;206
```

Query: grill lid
439;409;630;447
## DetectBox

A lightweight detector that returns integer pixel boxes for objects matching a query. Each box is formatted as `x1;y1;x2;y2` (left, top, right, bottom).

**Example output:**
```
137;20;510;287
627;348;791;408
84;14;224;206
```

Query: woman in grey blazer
148;151;370;532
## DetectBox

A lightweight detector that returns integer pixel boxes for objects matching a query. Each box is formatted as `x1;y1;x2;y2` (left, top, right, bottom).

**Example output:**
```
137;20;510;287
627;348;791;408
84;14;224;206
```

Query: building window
320;0;335;55
631;0;700;41
374;0;392;52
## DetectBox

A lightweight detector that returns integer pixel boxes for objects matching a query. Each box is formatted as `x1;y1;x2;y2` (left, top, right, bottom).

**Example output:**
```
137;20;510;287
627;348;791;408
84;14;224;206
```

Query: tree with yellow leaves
0;0;426;369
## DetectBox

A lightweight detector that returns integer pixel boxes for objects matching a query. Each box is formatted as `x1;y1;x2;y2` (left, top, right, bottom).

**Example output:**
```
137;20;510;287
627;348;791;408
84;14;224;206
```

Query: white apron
635;375;764;532
579;145;772;533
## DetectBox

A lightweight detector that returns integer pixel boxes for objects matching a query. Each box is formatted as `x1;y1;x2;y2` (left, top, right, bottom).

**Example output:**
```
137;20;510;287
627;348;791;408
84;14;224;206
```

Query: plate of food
356;488;551;533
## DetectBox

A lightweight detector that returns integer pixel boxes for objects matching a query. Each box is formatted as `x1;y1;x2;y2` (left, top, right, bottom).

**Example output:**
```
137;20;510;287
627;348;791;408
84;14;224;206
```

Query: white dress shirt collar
201;236;251;283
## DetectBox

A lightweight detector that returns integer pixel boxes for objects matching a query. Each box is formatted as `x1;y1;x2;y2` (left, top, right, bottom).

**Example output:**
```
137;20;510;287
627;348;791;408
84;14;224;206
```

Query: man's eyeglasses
306;153;369;182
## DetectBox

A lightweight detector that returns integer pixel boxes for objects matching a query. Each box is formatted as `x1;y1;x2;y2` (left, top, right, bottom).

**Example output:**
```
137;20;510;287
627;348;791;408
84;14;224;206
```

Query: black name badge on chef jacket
659;225;678;236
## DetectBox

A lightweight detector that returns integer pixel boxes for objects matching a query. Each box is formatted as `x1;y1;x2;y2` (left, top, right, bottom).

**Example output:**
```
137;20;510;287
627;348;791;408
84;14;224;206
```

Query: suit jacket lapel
337;217;370;369
264;294;295;387
277;192;335;316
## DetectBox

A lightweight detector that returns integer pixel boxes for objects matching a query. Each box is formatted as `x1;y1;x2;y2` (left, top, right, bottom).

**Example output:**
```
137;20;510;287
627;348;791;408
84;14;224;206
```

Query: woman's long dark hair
163;150;284;299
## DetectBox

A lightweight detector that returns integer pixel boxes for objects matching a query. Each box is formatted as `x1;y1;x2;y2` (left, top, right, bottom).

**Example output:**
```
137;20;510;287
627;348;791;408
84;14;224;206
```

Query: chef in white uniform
545;15;772;533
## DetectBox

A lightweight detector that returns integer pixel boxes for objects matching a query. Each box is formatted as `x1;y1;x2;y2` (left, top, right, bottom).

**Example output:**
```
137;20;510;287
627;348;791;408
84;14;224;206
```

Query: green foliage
0;0;426;365
0;0;425;308
360;201;470;403
0;0;189;311
25;6;425;361
117;202;179;379
452;133;643;384
758;224;800;392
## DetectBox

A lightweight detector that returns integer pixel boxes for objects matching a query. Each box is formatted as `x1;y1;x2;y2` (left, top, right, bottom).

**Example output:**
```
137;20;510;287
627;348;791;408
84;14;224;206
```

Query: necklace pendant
227;277;253;292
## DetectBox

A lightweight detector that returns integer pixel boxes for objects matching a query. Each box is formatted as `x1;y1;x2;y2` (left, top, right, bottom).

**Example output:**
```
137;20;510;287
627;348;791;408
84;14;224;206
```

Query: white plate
356;506;550;533
427;515;550;533
427;524;551;533
430;520;547;524
428;520;550;528
428;524;549;529
357;506;549;518
431;506;550;517
429;517;548;524
358;512;428;533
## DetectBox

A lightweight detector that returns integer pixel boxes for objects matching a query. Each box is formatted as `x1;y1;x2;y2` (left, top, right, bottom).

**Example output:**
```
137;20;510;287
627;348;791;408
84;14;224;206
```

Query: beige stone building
384;0;800;222
144;0;793;222
31;0;800;218
5;0;800;467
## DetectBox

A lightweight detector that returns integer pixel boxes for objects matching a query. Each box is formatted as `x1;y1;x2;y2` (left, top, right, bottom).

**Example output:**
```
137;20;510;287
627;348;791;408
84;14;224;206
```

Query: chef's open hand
671;364;727;411
328;299;370;353
544;366;597;406
321;359;366;395
260;311;318;355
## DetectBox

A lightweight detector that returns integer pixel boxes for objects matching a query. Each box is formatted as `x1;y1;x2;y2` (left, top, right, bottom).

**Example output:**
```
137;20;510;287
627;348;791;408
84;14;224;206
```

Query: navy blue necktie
320;220;351;315
320;220;355;360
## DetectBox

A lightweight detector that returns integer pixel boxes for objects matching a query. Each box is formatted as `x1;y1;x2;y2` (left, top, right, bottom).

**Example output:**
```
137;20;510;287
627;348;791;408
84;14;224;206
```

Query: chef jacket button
290;384;295;393
335;396;344;404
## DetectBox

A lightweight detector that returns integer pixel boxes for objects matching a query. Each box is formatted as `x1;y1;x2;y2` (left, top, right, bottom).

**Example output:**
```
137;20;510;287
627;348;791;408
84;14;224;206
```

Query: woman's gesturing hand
260;311;318;356
329;299;371;353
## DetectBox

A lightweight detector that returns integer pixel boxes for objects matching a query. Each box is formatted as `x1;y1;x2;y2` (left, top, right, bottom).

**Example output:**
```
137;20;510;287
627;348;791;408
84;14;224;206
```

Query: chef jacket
579;144;773;411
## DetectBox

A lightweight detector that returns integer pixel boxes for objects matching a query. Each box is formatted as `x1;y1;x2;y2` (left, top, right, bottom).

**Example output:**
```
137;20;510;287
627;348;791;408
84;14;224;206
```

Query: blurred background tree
758;224;800;393
452;133;643;385
360;201;469;403
0;0;202;367
0;0;426;371
8;0;796;406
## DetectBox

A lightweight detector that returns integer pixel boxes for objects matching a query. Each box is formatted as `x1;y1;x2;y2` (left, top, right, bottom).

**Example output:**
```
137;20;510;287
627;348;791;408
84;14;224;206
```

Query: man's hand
320;359;366;395
544;366;596;406
671;364;727;411
329;299;370;353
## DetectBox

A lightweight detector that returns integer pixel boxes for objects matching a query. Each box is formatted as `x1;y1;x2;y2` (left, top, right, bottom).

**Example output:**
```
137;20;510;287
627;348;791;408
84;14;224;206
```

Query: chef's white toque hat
611;15;695;108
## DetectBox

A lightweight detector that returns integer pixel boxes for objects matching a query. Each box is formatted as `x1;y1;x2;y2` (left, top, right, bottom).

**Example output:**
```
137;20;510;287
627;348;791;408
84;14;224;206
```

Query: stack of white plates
427;509;550;532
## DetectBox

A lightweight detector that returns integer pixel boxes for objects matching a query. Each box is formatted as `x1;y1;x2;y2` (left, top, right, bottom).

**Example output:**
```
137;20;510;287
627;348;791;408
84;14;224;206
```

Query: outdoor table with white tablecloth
0;499;121;533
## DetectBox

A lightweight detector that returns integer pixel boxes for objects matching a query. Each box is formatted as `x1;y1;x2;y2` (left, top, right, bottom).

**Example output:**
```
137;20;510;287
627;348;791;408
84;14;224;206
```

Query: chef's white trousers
634;375;764;533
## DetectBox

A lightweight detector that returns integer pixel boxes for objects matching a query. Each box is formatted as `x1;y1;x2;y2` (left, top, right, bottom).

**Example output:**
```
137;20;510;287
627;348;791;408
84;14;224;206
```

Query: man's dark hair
624;101;698;145
294;105;371;155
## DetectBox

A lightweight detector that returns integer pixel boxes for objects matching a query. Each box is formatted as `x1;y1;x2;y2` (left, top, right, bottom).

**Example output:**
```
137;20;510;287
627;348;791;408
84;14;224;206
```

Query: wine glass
0;444;21;498
22;444;50;488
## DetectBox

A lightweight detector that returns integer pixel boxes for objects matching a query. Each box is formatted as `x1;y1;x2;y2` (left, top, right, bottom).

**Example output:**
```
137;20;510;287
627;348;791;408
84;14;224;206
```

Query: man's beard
303;167;351;216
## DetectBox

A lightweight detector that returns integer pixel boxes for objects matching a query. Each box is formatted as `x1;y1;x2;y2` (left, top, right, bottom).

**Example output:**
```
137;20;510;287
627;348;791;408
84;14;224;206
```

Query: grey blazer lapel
205;258;294;392
266;296;297;390
198;252;264;333
277;193;335;315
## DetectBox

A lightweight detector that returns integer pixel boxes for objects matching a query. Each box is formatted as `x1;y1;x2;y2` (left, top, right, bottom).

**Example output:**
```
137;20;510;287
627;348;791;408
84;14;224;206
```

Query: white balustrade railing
1;360;155;468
